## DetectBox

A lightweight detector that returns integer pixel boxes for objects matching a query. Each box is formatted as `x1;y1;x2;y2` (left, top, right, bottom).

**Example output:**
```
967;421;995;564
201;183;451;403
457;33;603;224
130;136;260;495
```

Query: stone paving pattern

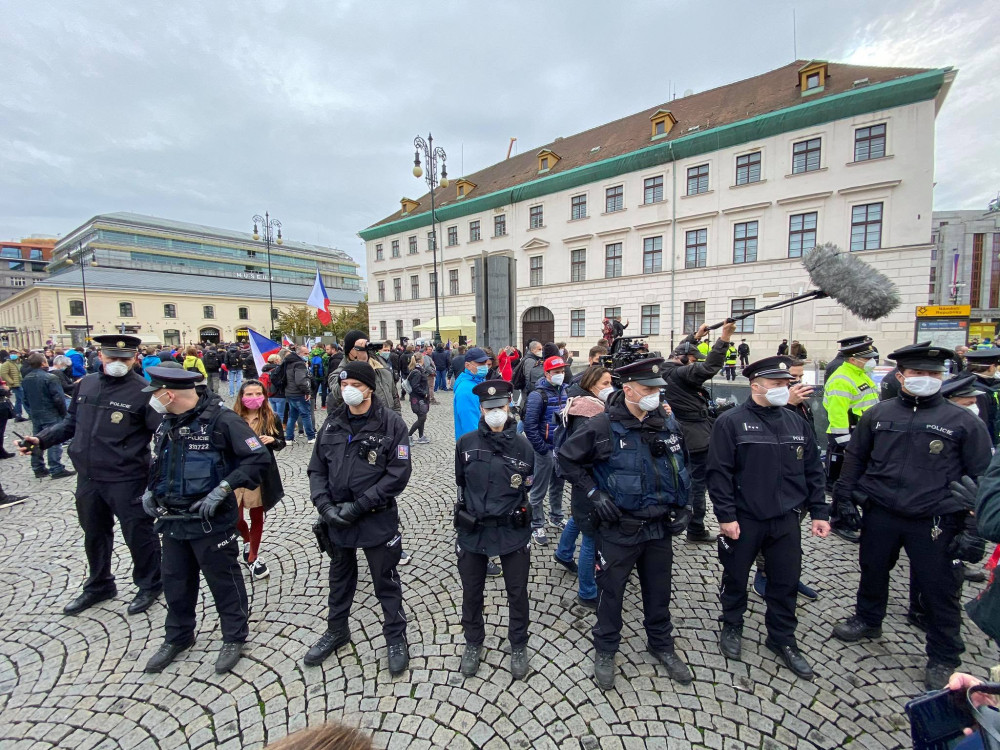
0;391;996;749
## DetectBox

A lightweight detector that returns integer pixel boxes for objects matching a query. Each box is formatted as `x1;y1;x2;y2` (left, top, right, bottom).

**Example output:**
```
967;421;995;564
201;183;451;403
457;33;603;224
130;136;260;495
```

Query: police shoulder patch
397;445;409;460
246;436;262;450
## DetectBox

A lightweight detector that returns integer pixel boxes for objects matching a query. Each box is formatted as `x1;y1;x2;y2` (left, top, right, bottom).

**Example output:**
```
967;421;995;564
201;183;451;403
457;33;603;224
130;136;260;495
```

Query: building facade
0;237;56;302
930;206;1000;340
360;61;955;360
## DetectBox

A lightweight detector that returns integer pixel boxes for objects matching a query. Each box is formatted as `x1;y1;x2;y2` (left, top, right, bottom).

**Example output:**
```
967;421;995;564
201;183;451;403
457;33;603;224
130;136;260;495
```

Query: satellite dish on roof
683;89;694;97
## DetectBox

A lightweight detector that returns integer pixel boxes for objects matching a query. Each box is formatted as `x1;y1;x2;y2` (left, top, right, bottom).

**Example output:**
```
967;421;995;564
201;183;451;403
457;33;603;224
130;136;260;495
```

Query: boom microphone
802;242;900;321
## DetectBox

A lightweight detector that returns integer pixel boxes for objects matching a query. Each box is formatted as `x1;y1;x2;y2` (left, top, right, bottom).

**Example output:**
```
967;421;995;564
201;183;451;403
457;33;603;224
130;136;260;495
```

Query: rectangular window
427;231;436;251
203;305;215;319
375;243;384;261
377;280;385;302
469;220;481;242
990;234;1000;309
429;272;437;297
733;221;758;264
238;307;249;320
792;137;822;173
642;236;663;274
396;320;403;341
120;302;134;317
412;319;421;337
731;298;756;333
571;248;586;282
683;301;705;334
410;275;419;300
850;203;883;251
685;229;708;268
788;212;818;258
529;256;543;287
494;214;506;237
971;234;985;308
570;309;586;337
571;194;587;220
163;329;180;346
393;277;401;301
69;300;84;316
854;124;886;162
641;304;660;336
687;164;709;195
406;237;416;255
447;226;458;246
379;321;387;340
392;239;401;257
604;243;622;278
736;151;761;185
605;185;624;213
449;269;459;296
529;205;543;229
644;176;664;204
604;307;621;325
163;303;177;318
470;265;478;294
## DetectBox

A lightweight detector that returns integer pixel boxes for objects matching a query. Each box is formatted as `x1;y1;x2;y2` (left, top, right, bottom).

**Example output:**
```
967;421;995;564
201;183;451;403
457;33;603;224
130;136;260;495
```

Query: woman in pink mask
233;379;286;579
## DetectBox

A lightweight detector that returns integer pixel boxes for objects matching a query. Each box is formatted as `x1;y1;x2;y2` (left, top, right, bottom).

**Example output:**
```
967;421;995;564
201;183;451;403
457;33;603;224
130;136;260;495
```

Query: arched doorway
199;327;221;345
521;306;554;349
234;327;252;343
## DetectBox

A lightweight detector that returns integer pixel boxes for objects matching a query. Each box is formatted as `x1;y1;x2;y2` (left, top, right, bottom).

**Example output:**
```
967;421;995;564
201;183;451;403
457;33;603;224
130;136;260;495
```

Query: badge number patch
245;437;262;450
397;445;409;460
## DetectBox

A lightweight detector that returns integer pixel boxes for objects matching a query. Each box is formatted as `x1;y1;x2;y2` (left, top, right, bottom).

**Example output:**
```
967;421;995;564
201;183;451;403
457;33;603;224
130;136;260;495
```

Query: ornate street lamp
412;133;449;344
252;212;283;338
66;241;98;345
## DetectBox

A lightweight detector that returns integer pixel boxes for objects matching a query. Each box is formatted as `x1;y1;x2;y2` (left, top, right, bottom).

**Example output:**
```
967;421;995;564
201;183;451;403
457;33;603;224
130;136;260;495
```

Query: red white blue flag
248;329;281;375
307;269;332;326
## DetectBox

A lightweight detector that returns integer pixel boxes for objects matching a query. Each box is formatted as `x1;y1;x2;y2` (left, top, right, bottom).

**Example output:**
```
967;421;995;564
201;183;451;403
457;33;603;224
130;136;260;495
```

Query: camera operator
662;320;736;543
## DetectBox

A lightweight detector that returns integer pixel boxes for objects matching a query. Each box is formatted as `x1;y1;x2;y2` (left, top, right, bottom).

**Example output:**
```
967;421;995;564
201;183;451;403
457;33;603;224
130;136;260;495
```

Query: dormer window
537;149;561;173
649;109;678;139
798;61;829;95
456;178;477;199
400;197;419;215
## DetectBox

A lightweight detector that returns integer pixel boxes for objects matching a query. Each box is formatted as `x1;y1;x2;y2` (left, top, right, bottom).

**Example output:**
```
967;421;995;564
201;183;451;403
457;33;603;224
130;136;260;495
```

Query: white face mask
625;386;660;412
756;385;790;407
550;373;565;386
863;358;877;372
967;403;980;416
597;387;614;402
104;361;130;377
342;385;367;406
903;376;942;397
149;393;169;414
484;408;507;429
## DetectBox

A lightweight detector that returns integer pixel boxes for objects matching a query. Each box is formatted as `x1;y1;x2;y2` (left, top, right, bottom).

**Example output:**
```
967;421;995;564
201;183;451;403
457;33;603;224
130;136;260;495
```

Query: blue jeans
228;369;243;396
269;398;286;424
528;449;564;529
10;386;25;418
556;518;597;600
284;395;315;440
31;419;64;474
435;368;448;391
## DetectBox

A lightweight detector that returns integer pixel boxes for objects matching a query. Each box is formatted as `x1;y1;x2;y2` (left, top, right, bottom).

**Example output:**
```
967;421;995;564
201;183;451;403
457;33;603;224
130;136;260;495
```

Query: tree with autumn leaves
276;297;368;342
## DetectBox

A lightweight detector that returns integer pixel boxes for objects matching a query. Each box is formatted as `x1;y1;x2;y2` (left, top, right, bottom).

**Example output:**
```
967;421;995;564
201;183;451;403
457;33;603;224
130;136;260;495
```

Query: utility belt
603;506;687;535
454;502;529;532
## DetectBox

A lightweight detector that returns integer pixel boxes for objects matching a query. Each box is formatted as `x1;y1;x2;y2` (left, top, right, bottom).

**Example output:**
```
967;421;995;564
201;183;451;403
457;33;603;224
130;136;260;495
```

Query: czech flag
282;334;294;348
307;268;332;326
248;329;281;375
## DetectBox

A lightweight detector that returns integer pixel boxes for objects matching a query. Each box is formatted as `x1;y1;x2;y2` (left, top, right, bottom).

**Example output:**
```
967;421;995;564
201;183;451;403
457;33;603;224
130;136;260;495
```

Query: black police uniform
558;358;693;688
35;334;163;614
832;344;992;683
145;369;271;656
307;389;412;666
454;380;534;666
964;349;1000;446
825;335;873;382
707;356;827;677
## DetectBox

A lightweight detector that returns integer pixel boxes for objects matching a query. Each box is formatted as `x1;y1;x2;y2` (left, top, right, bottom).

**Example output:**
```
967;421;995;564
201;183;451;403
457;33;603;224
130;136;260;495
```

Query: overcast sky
2;0;997;274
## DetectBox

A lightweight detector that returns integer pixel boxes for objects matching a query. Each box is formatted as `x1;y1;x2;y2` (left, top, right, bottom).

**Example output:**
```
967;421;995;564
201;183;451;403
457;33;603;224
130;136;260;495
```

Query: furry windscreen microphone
802;243;901;321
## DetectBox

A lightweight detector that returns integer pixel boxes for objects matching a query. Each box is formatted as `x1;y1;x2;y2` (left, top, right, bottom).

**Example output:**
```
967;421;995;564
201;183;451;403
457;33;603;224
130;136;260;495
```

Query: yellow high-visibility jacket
822;360;878;443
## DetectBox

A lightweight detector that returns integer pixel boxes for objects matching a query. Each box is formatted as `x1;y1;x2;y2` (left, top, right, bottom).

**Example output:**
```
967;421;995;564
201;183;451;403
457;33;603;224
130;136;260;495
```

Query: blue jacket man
453;348;490;439
66;348;87;379
523;356;569;545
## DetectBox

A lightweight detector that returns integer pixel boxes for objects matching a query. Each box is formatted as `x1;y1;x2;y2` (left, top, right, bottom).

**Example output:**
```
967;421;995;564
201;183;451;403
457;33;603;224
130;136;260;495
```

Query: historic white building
360;60;955;359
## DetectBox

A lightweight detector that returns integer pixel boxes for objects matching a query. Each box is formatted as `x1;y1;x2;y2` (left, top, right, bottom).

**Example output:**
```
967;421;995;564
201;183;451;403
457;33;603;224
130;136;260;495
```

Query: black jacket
455;419;535;555
21;368;68;423
432;349;451;370
37;371;161;480
971;374;1000;446
834;390;992;518
560;383;606;533
660;335;728;452
707;398;827;524
406;368;428;400
282;352;311;397
308;396;412;548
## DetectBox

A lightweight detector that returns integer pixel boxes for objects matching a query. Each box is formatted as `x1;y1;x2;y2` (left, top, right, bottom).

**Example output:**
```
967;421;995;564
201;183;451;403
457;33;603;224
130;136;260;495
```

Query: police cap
472;379;513;408
616;357;667;386
142;366;204;391
839;337;878;358
742;355;796;380
887;343;953;372
92;334;142;357
964;348;1000;365
836;334;872;347
671;341;704;360
940;374;980;399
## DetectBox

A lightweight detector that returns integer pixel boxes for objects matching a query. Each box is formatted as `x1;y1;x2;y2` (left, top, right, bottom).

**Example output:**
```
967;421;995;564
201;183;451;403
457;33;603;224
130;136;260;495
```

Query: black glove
949;475;979;512
141;489;159;518
667;505;692;536
591;490;621;524
948;513;987;563
835;499;861;532
325;500;365;528
190;484;230;521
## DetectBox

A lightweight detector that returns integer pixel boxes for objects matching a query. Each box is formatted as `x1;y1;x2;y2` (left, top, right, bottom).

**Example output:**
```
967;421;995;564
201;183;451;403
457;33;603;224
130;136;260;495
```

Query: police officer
306;361;412;676
707;356;830;680
140;367;271;674
723;343;739;381
821;336;880;541
830;344;992;690
825;335;871;381
963;348;1000;446
661;320;737;543
18;334;163;616
558;358;693;690
454;380;534;679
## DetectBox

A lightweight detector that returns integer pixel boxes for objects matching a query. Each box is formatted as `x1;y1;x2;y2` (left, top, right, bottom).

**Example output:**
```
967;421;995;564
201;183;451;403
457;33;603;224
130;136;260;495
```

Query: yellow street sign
915;305;971;318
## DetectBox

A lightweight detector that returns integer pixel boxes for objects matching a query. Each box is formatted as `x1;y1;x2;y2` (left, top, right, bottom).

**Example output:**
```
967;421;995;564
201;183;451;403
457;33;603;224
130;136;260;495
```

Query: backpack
203;349;219;370
310;354;325;380
225;348;240;368
511;357;529;391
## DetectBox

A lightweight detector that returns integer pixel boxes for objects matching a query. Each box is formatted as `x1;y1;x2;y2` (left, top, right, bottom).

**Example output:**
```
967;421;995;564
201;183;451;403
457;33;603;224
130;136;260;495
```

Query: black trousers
162;531;249;644
739;355;750;367
457;543;530;647
593;536;674;653
687;450;709;533
855;504;964;666
328;534;406;645
75;477;161;596
718;511;801;646
825;435;846;496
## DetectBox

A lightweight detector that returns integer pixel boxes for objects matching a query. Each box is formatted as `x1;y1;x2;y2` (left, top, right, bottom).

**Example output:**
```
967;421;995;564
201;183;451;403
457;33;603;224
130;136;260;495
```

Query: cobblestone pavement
1;391;996;749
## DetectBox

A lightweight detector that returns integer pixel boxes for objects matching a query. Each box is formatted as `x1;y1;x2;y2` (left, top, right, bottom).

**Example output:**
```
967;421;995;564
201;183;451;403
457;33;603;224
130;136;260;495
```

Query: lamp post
66;242;97;345
252;212;283;338
412;133;449;344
